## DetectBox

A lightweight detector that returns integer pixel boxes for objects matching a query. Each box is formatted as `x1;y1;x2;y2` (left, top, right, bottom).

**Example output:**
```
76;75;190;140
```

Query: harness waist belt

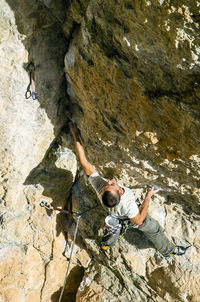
138;217;146;227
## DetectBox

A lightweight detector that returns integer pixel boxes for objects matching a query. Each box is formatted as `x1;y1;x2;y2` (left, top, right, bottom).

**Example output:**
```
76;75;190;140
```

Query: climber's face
102;179;121;195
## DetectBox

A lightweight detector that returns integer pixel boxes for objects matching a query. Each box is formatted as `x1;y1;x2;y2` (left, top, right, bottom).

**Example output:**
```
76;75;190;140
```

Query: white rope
58;215;81;302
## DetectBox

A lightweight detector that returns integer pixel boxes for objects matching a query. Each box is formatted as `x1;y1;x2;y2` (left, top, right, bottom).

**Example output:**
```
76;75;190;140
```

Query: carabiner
25;89;31;99
26;62;35;73
32;91;39;100
40;200;52;210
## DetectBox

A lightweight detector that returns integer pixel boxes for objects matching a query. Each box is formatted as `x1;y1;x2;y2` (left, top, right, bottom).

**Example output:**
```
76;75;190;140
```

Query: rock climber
69;121;189;258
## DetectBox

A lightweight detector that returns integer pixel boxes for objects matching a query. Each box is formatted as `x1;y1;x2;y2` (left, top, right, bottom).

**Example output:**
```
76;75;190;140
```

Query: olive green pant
101;215;175;257
138;215;175;257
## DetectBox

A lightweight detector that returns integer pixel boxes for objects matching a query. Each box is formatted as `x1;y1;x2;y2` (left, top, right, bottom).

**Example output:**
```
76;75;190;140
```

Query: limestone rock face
0;0;200;302
0;0;70;301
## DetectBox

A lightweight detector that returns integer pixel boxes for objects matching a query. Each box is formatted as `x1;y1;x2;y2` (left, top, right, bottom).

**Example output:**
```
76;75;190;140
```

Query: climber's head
101;179;122;208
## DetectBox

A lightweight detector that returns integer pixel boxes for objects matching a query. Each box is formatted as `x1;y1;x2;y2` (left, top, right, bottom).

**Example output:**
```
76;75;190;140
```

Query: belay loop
25;61;39;100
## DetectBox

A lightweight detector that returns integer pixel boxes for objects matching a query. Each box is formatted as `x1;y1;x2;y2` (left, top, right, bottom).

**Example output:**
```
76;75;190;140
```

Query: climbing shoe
169;245;191;257
100;245;110;252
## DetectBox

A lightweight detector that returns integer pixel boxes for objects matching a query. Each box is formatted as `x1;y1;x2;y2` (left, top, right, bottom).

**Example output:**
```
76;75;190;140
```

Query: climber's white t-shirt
88;172;139;219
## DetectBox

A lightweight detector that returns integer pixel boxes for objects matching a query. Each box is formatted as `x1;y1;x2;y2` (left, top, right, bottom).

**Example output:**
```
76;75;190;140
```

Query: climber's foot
168;245;191;257
100;245;110;253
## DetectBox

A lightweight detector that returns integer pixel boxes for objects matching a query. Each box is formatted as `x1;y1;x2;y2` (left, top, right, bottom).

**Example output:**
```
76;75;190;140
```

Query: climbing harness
120;219;132;235
25;62;39;100
101;215;147;252
100;218;129;253
105;216;122;235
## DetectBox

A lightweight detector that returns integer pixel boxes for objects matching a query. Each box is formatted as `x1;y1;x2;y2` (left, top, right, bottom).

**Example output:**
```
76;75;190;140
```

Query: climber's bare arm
130;188;155;225
69;122;96;176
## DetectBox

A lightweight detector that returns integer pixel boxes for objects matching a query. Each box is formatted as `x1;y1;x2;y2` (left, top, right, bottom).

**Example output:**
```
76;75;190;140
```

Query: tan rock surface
0;0;200;301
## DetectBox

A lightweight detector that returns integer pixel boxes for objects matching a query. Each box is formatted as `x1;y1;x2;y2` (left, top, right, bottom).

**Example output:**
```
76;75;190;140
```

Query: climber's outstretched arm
69;122;96;176
130;187;155;225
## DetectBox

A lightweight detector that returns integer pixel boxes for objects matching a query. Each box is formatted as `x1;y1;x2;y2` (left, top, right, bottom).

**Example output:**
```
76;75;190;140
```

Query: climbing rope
58;214;81;302
57;204;99;302
25;62;39;100
40;200;99;302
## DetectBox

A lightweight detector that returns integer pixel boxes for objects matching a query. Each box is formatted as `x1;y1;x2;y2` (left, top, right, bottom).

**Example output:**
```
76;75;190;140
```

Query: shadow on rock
24;135;74;237
51;265;84;302
6;0;69;135
124;228;154;250
70;179;106;241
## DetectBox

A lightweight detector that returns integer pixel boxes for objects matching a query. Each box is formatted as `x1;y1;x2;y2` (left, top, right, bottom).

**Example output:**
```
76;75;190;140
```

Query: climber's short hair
102;191;121;208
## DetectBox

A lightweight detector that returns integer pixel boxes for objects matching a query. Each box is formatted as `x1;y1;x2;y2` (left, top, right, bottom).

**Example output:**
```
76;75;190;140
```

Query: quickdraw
25;62;39;100
39;199;98;218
